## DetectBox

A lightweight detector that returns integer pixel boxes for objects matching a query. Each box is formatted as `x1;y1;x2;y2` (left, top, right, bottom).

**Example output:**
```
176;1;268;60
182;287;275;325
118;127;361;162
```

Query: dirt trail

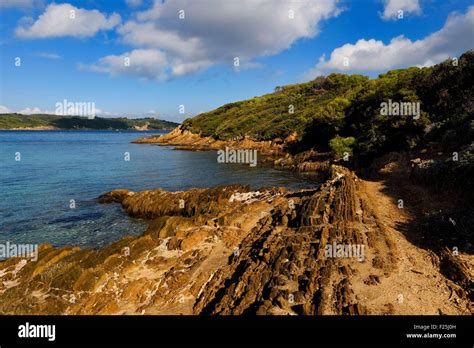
353;178;471;314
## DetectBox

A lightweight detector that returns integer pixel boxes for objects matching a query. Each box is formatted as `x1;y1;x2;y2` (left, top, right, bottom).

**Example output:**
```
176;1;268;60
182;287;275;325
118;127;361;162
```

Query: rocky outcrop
0;184;289;314
193;166;368;315
0;165;471;315
132;125;285;155
132;122;150;131
273;149;333;174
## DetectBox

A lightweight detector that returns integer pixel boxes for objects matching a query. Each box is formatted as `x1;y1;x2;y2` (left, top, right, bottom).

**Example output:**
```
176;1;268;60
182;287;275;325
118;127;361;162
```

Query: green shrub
329;136;356;157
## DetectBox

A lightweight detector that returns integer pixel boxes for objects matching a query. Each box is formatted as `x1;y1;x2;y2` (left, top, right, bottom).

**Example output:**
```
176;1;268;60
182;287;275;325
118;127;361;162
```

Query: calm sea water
0;130;310;248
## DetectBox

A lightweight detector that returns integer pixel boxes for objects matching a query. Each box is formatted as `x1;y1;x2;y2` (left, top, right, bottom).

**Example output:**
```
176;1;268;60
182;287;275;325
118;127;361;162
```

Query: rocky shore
0;160;471;314
132;125;290;155
2;51;472;315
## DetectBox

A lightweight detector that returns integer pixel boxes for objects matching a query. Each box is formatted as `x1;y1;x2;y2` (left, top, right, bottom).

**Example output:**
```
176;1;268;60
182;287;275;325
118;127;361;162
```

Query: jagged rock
193;166;367;315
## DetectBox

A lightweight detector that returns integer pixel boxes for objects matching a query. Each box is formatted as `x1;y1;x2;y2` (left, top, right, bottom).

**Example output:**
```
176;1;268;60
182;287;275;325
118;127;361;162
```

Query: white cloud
382;0;421;20
38;52;61;59
305;6;474;78
0;105;50;115
3;106;115;116
16;3;120;38
82;49;169;81
0;105;12;113
87;0;342;80
117;21;203;59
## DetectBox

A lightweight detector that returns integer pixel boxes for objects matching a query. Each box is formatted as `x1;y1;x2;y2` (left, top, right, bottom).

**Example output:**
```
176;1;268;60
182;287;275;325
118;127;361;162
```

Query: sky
0;0;472;122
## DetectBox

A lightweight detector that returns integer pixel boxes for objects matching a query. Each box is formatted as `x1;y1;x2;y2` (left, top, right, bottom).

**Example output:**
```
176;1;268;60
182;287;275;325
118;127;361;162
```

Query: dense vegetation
183;50;473;165
0;114;178;130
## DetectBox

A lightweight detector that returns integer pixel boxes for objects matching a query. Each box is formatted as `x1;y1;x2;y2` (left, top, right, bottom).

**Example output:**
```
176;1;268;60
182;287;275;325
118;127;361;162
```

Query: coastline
132;126;333;176
0;130;471;314
132;125;290;155
0;113;179;131
0;0;471;326
0;127;174;131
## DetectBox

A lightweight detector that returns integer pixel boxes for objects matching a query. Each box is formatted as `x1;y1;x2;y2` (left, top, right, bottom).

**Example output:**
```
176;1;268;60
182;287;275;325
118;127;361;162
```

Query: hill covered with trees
183;50;473;166
0;114;178;130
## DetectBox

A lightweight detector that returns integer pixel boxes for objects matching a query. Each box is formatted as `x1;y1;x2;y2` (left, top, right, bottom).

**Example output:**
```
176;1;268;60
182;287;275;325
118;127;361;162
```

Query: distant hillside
183;50;473;163
0;114;179;130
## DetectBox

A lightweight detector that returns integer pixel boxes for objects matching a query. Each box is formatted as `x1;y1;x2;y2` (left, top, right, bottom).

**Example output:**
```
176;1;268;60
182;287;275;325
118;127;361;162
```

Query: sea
0;130;311;248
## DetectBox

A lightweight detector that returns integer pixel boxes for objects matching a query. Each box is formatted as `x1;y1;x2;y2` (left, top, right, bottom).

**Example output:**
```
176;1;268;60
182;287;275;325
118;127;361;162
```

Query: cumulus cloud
381;0;421;20
82;49;169;81
16;3;120;38
86;0;342;80
305;6;474;78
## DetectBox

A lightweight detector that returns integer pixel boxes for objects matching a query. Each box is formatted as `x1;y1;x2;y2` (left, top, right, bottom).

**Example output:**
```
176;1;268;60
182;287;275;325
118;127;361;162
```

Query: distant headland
0;113;179;131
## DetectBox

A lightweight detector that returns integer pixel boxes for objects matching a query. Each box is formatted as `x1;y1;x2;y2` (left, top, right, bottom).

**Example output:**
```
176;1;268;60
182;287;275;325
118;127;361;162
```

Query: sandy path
352;179;470;314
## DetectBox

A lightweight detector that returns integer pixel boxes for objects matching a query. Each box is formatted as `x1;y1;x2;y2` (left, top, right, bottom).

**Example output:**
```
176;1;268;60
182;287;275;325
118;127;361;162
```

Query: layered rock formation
0;165;471;315
193;166;369;315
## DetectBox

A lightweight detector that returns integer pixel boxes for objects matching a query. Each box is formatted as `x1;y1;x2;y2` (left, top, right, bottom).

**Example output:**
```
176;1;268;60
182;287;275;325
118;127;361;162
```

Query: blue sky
0;0;472;122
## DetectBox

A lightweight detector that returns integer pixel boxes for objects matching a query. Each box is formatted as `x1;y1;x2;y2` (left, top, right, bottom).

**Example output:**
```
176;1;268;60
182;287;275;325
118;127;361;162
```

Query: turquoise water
0;130;310;248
